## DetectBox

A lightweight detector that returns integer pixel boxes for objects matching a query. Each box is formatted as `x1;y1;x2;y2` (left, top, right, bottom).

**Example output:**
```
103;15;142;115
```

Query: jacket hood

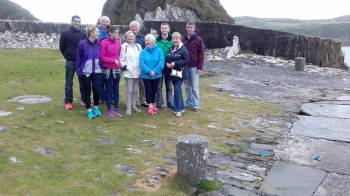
156;34;172;42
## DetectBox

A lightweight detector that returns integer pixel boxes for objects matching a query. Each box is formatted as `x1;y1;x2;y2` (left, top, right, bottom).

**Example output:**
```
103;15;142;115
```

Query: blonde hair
172;32;181;39
124;31;135;39
86;25;98;37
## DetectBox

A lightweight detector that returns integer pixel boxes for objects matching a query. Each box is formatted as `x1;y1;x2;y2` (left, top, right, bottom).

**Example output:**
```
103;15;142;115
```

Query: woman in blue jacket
140;34;164;115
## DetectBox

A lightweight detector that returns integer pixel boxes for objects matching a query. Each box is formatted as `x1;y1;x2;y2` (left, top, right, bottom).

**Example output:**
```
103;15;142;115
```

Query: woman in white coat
120;31;142;115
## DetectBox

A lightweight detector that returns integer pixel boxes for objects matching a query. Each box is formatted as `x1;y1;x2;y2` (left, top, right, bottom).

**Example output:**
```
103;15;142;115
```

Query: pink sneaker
107;109;114;117
147;106;154;115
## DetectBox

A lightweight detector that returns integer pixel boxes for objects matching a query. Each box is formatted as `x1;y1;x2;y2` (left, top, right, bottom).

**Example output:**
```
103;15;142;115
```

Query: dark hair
186;22;196;27
71;15;81;22
160;22;170;27
107;25;118;33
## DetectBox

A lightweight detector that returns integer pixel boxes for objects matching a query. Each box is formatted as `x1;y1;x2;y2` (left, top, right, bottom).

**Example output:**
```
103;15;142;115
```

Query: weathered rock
295;57;306;71
275;136;350;175
33;146;55;156
291;116;350;142
314;173;350;196
261;161;326;196
9;95;51;104
126;147;142;154
0;110;12;117
301;102;350;119
115;164;136;176
97;138;114;145
176;134;209;185
0;125;7;133
143;140;160;148
102;0;234;25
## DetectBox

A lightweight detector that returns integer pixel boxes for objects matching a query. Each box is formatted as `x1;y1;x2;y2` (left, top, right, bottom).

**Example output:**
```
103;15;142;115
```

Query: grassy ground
0;49;282;195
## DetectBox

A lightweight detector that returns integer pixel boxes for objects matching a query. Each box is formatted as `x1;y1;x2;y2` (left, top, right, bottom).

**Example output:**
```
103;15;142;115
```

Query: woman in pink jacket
100;26;122;116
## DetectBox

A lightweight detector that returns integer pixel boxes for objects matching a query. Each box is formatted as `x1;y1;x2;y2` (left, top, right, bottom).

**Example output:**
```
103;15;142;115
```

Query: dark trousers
105;71;120;110
143;78;160;104
64;60;84;104
79;73;103;109
164;74;174;108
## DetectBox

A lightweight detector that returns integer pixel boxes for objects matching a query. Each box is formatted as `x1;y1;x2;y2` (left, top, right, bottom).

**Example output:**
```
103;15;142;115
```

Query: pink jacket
100;38;121;69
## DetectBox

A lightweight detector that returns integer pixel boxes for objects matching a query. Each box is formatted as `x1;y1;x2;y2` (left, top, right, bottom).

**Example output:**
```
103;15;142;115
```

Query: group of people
59;15;205;119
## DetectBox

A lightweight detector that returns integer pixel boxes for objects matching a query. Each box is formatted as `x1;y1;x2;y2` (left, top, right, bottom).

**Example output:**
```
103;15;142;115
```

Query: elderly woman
165;32;190;117
76;25;102;120
98;16;110;40
120;31;142;115
140;34;164;115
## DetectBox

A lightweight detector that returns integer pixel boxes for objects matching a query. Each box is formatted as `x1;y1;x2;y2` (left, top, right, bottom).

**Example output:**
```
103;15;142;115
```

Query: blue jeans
65;60;84;104
105;71;120;110
165;74;174;108
184;67;200;109
172;80;184;112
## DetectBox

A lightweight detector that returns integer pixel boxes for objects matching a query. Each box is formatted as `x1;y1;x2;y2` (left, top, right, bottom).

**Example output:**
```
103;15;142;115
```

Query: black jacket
165;44;190;80
59;27;86;61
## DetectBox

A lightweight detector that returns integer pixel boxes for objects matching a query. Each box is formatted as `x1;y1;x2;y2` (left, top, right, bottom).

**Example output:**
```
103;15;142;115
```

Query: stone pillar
295;57;306;71
176;134;209;185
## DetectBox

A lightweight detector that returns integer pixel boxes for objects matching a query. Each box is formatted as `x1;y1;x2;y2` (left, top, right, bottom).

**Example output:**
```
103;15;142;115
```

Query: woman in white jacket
120;31;142;115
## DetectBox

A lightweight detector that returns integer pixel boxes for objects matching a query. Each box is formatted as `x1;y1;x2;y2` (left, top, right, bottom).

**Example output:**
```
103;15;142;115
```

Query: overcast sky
10;0;350;24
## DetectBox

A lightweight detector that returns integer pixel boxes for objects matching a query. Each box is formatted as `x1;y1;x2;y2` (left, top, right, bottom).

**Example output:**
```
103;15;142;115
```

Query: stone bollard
176;134;209;185
295;57;306;71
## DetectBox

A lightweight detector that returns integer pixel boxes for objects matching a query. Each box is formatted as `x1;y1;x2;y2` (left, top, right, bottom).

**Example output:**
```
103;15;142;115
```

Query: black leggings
79;73;103;109
143;78;160;104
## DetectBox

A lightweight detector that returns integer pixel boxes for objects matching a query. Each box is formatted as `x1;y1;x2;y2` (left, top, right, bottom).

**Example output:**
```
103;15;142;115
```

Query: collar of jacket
71;26;81;33
87;38;99;45
156;35;172;42
172;42;184;51
145;45;157;53
185;33;198;41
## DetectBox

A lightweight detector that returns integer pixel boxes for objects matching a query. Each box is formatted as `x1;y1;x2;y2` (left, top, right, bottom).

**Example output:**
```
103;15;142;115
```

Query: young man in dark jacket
182;22;205;112
59;15;86;110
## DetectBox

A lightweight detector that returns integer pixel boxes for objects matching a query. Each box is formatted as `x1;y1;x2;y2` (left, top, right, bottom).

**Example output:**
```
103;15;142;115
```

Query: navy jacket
59;27;86;61
165;43;190;80
135;33;145;49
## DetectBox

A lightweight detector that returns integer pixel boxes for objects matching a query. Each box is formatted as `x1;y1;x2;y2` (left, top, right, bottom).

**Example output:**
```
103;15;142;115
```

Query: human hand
149;71;155;76
115;60;120;65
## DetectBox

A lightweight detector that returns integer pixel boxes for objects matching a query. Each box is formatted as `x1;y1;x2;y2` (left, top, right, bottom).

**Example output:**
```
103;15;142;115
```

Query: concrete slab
314;173;350;196
291;116;350;142
261;161;326;196
301;103;350;119
275;136;350;175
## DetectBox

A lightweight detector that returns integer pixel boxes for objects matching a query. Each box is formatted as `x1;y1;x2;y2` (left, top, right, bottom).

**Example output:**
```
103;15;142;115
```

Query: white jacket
120;42;141;78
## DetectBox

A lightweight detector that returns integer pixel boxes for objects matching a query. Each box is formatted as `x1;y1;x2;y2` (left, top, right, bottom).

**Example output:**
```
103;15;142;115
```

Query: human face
130;23;139;34
126;33;135;43
186;24;195;36
71;18;81;29
160;25;170;36
100;19;110;28
109;31;119;40
90;28;100;40
172;37;181;47
145;38;154;48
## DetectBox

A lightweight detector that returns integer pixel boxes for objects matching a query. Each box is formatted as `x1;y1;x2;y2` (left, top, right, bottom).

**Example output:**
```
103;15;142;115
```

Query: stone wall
0;20;345;69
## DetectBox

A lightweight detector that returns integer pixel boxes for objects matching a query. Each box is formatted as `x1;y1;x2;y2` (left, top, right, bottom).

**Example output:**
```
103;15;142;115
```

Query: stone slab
275;136;350;175
8;95;51;104
301;103;350;119
291;116;350;142
261;161;326;196
0;110;12;117
314;173;350;196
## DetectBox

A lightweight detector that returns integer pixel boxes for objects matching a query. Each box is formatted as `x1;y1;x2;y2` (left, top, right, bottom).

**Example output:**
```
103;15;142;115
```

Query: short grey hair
99;16;110;24
129;21;140;27
172;32;181;39
145;34;156;43
124;31;135;39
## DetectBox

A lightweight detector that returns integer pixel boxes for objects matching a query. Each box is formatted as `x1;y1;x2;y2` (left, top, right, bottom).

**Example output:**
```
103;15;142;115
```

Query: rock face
0;20;345;69
101;0;234;25
0;0;37;21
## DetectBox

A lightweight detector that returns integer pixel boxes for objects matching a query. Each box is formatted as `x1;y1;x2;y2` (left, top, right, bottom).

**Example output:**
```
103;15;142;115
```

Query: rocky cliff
102;0;234;25
0;0;37;20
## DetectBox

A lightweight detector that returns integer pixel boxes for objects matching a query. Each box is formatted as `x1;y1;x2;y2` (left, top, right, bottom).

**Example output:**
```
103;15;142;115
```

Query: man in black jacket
59;15;86;110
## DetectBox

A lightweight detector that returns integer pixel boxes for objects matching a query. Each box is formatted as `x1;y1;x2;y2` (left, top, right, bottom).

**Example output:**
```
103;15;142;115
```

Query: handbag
170;68;182;78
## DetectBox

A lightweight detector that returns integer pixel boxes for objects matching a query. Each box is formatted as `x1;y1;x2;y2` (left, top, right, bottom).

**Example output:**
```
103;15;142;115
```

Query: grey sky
10;0;350;24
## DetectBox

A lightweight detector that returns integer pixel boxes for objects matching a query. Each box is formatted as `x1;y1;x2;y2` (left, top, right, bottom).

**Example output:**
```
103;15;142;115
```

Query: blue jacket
135;33;145;49
140;46;164;79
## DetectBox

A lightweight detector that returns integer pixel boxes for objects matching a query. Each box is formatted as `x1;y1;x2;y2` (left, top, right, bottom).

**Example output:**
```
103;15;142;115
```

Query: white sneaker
176;112;182;117
132;107;141;113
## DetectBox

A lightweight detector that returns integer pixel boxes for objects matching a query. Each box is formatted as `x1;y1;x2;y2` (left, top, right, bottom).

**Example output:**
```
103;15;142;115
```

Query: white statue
226;35;240;59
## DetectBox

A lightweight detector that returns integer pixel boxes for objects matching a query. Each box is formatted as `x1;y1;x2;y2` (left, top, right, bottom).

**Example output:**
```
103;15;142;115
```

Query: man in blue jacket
59;15;86;110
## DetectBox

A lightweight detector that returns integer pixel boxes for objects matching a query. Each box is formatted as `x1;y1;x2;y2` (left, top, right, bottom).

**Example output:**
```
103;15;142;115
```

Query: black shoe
141;102;149;107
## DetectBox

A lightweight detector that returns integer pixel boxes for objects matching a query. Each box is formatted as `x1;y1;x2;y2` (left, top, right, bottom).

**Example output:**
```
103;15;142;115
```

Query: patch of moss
198;180;224;192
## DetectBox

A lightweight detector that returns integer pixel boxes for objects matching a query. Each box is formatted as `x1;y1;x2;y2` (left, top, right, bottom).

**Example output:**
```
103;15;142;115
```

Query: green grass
198;180;223;192
0;49;282;195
